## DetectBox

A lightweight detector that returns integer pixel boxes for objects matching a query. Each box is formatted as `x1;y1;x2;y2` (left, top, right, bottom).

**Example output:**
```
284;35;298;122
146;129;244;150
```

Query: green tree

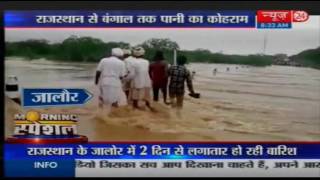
141;38;180;50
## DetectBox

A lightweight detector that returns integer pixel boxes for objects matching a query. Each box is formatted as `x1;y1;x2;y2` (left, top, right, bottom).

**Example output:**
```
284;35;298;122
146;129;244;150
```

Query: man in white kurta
95;48;127;110
131;47;154;111
122;49;135;101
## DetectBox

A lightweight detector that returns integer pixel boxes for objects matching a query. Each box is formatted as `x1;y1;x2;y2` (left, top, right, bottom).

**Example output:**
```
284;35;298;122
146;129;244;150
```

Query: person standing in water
122;49;135;101
95;48;127;114
168;55;196;114
213;68;217;76
149;51;170;105
131;47;155;112
191;71;196;80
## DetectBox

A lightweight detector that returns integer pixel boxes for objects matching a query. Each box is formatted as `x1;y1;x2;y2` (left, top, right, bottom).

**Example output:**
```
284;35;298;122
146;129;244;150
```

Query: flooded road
5;58;320;141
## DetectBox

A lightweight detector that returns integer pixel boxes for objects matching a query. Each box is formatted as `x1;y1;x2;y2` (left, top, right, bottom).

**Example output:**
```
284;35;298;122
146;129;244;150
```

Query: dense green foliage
6;36;130;62
6;36;318;68
290;47;320;69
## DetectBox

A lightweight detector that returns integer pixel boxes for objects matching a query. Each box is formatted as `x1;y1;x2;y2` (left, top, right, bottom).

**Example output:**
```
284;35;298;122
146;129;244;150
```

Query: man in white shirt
95;48;127;112
131;47;155;112
122;49;135;101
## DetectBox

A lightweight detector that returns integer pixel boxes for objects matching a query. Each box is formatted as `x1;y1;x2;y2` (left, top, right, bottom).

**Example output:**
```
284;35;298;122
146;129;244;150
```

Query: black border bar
0;1;319;14
1;0;320;178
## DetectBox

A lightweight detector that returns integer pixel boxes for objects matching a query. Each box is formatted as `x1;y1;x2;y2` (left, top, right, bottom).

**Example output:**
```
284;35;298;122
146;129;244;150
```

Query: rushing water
5;58;320;141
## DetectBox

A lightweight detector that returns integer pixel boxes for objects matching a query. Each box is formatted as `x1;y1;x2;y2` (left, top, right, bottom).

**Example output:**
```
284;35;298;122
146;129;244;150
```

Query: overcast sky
5;16;320;56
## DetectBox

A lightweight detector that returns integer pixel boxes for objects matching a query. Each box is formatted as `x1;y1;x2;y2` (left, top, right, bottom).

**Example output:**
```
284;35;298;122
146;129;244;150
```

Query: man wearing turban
95;48;127;113
130;47;155;111
122;49;135;101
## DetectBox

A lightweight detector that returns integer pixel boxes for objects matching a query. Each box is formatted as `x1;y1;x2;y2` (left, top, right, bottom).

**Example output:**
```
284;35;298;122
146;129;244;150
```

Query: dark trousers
153;86;167;102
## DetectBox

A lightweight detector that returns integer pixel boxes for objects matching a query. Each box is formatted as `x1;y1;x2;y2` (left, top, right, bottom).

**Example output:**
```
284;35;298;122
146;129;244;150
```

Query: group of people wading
95;47;198;115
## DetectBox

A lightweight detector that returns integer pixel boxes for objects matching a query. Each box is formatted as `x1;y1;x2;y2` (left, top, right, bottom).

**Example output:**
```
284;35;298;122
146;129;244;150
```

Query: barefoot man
131;46;155;112
149;50;170;105
122;49;135;102
168;55;196;117
95;48;127;114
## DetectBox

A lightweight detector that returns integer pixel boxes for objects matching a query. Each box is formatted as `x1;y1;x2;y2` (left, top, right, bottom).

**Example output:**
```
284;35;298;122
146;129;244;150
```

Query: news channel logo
257;10;309;29
6;110;88;143
22;88;93;108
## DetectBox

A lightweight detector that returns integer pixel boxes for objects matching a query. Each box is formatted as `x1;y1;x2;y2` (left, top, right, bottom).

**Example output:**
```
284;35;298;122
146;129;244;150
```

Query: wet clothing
169;94;184;108
149;60;169;102
149;61;168;88
99;85;127;106
97;56;126;106
168;65;194;96
152;86;167;102
123;56;136;83
131;58;152;89
131;57;152;101
123;56;135;99
132;87;151;101
97;56;126;87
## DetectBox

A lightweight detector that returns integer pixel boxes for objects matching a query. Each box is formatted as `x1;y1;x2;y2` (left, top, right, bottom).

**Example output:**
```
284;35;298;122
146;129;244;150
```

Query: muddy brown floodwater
5;58;320;141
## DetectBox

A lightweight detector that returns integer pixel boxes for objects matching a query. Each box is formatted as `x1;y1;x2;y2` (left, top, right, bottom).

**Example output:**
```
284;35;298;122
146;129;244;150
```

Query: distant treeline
290;47;320;69
5;36;319;68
